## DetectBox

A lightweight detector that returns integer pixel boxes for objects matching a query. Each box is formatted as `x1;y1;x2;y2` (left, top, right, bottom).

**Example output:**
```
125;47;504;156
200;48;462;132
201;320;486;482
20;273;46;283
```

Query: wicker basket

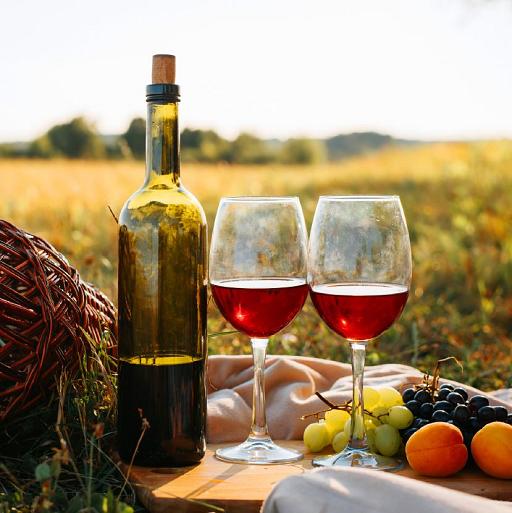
0;220;117;422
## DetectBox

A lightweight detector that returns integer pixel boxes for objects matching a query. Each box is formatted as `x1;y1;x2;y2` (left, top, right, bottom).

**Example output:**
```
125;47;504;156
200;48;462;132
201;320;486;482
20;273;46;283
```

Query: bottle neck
145;102;180;185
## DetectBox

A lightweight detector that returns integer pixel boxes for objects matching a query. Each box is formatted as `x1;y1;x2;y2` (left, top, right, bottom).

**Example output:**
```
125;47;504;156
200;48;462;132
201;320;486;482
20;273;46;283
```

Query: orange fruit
406;423;467;477
471;422;512;479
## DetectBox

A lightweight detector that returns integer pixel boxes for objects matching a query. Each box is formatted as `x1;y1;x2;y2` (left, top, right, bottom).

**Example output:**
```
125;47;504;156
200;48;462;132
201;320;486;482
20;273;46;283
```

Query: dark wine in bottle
117;55;207;467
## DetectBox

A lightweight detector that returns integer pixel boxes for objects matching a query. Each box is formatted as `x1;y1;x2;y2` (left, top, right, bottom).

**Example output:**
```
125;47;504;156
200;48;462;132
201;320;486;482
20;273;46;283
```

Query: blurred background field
2;139;512;391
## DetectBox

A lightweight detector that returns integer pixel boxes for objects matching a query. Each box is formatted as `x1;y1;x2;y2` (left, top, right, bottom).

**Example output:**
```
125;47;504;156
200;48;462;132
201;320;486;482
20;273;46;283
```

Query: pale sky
0;0;511;141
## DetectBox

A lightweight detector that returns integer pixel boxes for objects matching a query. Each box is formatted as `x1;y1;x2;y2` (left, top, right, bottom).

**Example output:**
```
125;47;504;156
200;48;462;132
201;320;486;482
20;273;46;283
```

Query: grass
1;140;512;391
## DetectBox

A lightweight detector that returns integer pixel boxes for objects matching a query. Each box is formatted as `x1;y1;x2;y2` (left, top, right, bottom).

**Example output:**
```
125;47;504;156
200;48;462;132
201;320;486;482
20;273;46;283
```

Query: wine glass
210;197;308;464
308;196;412;470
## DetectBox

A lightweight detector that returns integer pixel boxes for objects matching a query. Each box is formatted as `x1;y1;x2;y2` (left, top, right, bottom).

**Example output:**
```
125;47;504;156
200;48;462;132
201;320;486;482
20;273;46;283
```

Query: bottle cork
152;54;176;84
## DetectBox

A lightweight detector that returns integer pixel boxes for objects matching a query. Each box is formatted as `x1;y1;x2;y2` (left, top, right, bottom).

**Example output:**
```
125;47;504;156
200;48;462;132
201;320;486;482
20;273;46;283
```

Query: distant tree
123;118;146;159
47;117;106;158
181;128;230;162
27;135;54;158
0;143;27;158
227;133;275;164
279;138;327;165
325;132;394;161
105;137;132;159
181;128;203;150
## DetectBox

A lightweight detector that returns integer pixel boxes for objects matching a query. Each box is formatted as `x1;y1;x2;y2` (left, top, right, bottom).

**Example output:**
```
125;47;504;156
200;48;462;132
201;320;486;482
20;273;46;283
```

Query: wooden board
123;441;512;513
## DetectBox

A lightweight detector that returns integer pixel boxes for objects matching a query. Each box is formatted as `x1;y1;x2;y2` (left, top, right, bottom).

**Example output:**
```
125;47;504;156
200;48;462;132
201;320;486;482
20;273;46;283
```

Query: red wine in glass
211;278;308;338
309;283;409;341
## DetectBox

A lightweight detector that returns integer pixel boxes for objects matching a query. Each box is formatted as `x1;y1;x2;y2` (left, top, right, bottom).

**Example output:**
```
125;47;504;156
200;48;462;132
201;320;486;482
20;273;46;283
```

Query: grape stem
399;356;464;401
300;392;375;421
314;391;346;410
302;356;464;425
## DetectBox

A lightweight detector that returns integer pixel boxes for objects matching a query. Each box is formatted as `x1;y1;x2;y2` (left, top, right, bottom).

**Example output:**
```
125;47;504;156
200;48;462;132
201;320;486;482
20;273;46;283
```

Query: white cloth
262;467;512;513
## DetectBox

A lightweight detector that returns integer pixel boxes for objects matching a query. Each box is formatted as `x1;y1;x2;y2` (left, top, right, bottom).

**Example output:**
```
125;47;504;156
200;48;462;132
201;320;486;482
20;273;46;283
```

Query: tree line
0;117;328;165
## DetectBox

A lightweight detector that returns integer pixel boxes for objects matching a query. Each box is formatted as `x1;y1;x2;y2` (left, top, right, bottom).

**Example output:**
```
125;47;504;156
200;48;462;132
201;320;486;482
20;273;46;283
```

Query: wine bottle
117;54;207;467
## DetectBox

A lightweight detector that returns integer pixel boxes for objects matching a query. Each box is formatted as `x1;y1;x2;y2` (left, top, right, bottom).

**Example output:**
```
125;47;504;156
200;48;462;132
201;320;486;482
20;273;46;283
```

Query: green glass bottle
117;55;207;467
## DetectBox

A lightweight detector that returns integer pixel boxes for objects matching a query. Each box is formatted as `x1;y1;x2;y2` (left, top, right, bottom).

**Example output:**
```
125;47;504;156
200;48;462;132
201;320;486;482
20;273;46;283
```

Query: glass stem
348;341;369;450
249;338;270;439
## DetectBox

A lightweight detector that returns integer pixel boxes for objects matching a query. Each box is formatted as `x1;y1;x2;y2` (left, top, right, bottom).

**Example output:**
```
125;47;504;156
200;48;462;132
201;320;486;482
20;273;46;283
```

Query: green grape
371;406;390;424
332;431;349;453
318;419;331;446
303;422;329;452
375;424;401;456
377;387;404;409
363;387;381;410
325;421;346;443
364;412;381;427
365;418;379;432
324;409;350;431
388;405;414;430
366;428;378;453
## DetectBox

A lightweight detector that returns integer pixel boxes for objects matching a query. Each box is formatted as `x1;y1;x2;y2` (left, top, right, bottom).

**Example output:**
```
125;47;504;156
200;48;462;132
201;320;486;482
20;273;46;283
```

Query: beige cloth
206;355;512;443
262;467;512;513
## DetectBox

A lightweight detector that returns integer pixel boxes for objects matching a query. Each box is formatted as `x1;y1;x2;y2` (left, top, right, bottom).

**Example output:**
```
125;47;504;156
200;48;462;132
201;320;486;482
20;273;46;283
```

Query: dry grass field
2;140;512;389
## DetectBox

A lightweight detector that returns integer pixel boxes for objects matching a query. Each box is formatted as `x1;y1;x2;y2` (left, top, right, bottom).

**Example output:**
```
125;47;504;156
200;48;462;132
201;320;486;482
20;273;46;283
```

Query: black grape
433;400;454;413
406;400;421;416
414;390;432;404
419;402;434;419
437;388;450;401
494;406;508;422
432;410;451;422
402;428;418;443
447;392;465;405
402;388;416;403
452;404;470;425
477;406;496;424
469;395;489;413
412;418;429;429
452;387;468;401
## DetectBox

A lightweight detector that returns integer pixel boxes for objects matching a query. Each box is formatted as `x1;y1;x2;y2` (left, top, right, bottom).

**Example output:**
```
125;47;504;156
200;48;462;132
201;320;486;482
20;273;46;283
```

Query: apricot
405;423;467;477
471;422;512;479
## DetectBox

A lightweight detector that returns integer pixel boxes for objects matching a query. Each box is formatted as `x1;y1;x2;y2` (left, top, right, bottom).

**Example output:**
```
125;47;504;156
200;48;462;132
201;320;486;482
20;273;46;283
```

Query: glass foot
215;436;304;465
313;448;403;471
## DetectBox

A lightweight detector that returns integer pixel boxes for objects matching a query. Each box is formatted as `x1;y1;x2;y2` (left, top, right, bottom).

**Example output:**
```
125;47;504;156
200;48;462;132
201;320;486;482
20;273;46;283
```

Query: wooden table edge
120;441;512;512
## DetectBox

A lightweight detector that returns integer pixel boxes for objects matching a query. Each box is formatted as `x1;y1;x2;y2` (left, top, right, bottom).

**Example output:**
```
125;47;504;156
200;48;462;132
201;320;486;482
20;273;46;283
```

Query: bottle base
119;451;205;468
